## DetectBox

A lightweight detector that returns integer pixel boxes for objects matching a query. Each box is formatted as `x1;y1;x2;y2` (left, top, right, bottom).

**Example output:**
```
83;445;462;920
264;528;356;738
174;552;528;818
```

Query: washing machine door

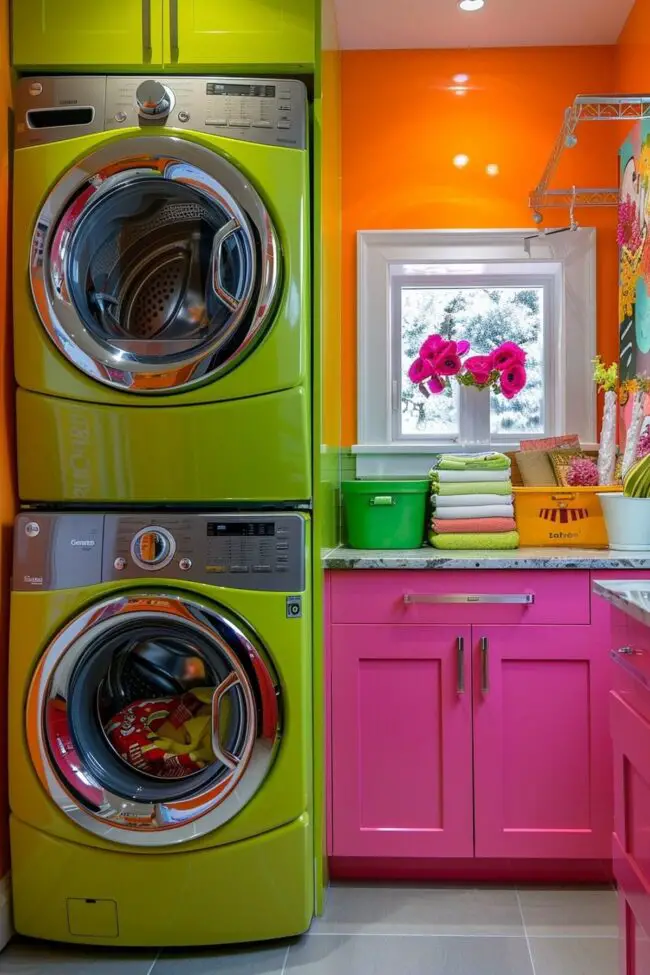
27;592;281;846
30;136;281;392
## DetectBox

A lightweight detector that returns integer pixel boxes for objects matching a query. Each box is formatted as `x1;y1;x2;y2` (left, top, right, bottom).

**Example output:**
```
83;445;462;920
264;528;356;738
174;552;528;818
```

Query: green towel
428;531;520;550
434;452;511;472
431;479;513;496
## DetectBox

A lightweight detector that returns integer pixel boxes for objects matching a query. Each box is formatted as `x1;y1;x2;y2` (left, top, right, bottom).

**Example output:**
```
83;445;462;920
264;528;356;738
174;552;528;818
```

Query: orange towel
432;517;517;534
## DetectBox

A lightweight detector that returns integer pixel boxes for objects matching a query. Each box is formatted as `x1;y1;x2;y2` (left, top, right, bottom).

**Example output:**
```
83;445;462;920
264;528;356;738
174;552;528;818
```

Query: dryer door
27;592;281;846
31;136;281;392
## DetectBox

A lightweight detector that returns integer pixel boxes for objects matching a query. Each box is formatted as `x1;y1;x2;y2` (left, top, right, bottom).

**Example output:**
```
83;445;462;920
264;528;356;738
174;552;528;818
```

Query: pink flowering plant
407;334;528;401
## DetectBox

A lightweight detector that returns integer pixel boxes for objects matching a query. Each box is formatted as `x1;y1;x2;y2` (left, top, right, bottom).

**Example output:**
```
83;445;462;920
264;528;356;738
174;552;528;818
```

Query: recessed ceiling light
453;154;470;168
453;73;470;84
453;88;468;96
486;163;500;176
459;0;485;10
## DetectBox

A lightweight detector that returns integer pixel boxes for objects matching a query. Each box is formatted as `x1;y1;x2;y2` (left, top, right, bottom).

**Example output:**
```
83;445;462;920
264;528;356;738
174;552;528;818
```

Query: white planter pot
458;384;491;446
598;493;650;551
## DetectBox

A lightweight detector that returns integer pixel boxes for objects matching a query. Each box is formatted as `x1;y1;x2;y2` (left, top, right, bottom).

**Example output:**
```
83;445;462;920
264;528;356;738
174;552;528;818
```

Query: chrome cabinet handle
456;636;465;695
142;0;152;57
616;646;640;655
403;593;534;605
480;637;489;694
211;672;240;770
170;0;179;61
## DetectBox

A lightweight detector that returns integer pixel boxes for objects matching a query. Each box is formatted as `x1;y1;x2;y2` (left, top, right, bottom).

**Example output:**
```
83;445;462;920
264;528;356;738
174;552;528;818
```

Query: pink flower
434;351;462;376
420;334;445;358
493;341;527;372
464;354;494;386
426;374;446;394
500;363;527;399
408;357;435;383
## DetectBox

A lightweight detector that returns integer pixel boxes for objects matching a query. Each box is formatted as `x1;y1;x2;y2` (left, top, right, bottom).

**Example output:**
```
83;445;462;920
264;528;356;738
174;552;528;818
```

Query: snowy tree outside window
400;287;545;439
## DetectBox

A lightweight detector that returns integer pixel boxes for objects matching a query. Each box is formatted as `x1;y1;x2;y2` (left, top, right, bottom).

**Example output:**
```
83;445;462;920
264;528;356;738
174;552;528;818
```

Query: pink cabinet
610;688;650;972
473;626;613;859
330;624;474;858
328;570;618;865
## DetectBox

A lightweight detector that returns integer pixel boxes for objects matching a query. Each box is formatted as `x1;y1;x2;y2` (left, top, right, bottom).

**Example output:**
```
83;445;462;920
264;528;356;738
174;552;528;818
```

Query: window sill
352;443;598;479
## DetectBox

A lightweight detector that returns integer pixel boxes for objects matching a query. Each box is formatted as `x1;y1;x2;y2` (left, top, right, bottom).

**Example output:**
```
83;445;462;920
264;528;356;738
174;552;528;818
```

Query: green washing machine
10;510;313;945
14;76;310;504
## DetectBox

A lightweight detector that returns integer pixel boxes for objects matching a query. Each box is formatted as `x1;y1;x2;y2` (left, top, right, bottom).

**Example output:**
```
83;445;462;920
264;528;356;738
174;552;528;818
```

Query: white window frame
356;229;597;478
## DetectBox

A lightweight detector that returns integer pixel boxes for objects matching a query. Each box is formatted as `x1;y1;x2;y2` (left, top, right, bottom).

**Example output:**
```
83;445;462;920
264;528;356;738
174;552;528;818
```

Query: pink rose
408;357;435;383
493;341;527;372
500;363;527;399
464;354;494;386
426;374;446;394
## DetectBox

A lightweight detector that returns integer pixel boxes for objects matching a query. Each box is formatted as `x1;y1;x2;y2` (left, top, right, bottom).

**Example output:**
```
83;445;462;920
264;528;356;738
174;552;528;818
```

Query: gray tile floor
0;884;619;974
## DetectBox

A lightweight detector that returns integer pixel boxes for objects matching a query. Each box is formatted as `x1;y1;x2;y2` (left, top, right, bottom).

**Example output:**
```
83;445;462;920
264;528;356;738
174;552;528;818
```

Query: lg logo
25;522;40;538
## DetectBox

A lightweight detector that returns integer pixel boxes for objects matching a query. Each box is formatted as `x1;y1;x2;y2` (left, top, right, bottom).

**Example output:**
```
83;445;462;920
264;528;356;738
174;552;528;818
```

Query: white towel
434;494;513;507
433;504;515;520
432;469;511;483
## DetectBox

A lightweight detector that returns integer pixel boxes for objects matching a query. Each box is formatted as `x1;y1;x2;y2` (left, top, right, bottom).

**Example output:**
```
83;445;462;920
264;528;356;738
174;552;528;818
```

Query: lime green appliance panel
9;516;314;944
12;0;165;70
11;814;313;945
17;385;311;503
14;130;310;406
166;0;316;71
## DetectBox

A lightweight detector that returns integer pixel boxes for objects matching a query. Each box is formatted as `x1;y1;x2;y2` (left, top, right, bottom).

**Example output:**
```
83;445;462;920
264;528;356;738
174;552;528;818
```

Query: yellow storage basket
513;486;622;548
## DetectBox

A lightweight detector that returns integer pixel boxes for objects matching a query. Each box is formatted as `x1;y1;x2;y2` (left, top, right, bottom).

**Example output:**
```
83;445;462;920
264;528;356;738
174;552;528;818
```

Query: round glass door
31;137;281;392
28;593;281;846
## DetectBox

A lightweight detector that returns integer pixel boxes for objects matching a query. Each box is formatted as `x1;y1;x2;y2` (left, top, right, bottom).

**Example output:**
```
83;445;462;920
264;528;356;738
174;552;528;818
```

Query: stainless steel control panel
15;75;307;151
13;513;306;592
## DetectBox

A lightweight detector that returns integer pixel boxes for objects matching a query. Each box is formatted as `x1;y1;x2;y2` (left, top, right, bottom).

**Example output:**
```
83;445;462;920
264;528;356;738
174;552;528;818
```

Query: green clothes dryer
13;76;311;504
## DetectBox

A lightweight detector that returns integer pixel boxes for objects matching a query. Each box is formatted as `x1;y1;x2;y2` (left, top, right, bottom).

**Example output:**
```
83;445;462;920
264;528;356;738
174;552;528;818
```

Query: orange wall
0;0;14;880
617;0;650;91
340;47;620;446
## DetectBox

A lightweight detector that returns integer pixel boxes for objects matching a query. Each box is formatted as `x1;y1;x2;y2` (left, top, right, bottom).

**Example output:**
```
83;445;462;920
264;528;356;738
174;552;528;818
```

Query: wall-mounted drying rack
529;94;650;224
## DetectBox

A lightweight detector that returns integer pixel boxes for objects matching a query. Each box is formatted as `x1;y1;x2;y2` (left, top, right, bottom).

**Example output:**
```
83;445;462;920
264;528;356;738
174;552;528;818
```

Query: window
357;230;596;478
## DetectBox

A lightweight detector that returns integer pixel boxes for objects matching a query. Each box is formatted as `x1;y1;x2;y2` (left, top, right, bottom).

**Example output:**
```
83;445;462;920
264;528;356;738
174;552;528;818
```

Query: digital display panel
207;522;276;537
206;83;276;98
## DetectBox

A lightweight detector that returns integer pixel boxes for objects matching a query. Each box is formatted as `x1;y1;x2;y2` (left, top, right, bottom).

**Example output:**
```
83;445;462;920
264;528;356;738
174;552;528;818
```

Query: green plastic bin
342;480;429;549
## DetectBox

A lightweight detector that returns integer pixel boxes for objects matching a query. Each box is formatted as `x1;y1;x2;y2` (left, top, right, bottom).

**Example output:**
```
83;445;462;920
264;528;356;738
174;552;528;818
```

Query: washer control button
136;79;173;118
114;111;127;123
177;110;190;122
179;558;192;571
130;527;176;570
114;557;127;571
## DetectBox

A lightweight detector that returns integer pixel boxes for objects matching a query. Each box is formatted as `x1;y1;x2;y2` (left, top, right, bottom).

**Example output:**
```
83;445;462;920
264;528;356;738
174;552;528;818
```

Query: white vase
458;383;491;446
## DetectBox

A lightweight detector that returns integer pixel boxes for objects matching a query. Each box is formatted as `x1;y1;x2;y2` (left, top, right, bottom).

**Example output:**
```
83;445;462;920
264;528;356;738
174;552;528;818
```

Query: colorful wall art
619;120;650;382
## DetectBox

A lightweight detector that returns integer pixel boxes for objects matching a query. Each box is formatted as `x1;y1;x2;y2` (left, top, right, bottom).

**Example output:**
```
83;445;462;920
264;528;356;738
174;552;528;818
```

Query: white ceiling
334;0;635;51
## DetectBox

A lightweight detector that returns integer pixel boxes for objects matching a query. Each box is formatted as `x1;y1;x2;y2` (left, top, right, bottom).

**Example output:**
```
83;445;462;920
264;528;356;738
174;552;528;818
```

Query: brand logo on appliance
24;575;43;586
71;539;95;547
25;522;40;537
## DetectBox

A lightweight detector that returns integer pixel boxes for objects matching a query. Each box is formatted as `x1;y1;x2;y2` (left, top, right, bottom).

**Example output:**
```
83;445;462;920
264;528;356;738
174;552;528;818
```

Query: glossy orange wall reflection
340;47;620;446
0;0;14;881
617;0;650;92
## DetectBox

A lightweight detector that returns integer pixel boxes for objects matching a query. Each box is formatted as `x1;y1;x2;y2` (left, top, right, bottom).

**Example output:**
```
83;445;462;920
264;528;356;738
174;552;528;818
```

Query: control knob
136;80;173;118
131;526;176;570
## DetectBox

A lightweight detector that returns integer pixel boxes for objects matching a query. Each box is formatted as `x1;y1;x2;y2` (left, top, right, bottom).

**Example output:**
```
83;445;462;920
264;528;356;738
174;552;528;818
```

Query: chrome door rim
28;592;281;846
30;136;282;392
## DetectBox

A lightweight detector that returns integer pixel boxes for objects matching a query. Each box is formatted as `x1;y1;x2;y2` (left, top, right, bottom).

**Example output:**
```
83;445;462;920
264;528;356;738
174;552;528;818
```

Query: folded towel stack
429;452;519;550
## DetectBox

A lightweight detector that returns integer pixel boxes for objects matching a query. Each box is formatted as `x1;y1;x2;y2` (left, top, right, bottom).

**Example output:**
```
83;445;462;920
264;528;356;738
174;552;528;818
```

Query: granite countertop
323;546;650;570
593;580;650;628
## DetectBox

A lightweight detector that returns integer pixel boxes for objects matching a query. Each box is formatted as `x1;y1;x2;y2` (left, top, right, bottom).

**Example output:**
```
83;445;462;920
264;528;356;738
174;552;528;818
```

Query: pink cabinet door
611;691;650;955
473;626;612;859
330;624;473;858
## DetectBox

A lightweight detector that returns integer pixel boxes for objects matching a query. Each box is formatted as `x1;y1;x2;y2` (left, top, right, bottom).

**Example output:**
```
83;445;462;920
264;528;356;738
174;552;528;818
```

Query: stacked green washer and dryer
9;74;315;946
